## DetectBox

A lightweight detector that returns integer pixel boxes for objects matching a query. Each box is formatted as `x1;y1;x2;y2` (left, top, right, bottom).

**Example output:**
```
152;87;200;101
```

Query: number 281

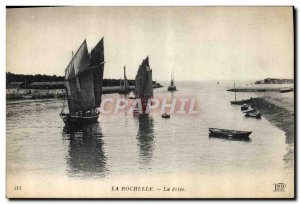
14;186;21;190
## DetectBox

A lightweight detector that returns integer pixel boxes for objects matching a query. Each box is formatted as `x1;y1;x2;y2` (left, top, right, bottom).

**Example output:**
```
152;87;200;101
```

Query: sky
6;6;294;81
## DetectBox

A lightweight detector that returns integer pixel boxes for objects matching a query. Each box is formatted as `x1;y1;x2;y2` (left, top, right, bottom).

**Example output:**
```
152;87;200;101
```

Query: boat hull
133;98;152;115
162;114;170;119
241;107;248;111
60;112;99;126
245;112;261;119
280;88;293;93
230;98;253;105
168;86;177;91
209;128;252;140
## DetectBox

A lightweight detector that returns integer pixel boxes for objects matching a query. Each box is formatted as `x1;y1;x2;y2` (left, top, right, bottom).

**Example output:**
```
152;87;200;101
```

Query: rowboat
209;128;252;139
243;108;256;113
241;104;249;111
162;113;170;119
245;111;261;119
280;87;293;93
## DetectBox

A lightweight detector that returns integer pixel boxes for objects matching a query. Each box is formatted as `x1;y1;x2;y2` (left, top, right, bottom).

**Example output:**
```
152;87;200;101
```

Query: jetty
248;96;294;144
227;87;294;93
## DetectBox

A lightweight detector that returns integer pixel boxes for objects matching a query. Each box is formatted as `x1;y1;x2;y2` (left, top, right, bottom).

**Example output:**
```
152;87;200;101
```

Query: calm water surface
7;81;293;180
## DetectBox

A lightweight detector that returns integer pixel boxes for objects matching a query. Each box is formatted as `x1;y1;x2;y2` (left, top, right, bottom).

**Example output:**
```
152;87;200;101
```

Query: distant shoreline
6;84;163;100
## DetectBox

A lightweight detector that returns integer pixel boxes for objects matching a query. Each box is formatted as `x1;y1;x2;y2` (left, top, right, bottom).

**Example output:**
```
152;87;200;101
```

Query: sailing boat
133;56;153;114
167;69;176;91
60;38;105;125
230;81;253;105
119;66;130;94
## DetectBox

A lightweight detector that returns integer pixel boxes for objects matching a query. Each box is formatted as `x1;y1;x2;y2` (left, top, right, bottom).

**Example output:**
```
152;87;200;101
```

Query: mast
124;66;129;91
234;81;236;102
173;69;174;85
173;69;174;82
90;37;105;108
171;69;174;86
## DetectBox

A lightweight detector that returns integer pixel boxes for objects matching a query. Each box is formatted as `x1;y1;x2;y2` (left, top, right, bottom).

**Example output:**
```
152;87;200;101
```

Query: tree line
6;72;148;87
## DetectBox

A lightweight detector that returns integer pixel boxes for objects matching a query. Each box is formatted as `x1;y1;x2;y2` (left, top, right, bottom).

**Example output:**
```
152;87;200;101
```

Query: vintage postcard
6;6;294;198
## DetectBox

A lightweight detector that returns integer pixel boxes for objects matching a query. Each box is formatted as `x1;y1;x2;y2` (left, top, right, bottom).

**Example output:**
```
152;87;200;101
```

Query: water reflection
136;115;155;167
209;134;251;142
62;123;108;178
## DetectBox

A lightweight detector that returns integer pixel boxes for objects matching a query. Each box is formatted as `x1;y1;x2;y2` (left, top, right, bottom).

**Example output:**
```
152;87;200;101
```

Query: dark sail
90;38;104;108
65;40;89;80
135;56;153;99
64;38;104;114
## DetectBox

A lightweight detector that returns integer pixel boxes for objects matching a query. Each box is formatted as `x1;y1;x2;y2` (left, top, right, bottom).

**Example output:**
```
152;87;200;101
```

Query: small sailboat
119;66;130;94
60;38;105;125
280;87;293;93
230;82;254;105
133;56;153;115
167;69;176;91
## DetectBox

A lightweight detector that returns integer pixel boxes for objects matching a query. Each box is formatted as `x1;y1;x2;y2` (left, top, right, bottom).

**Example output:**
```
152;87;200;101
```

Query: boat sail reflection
62;123;108;178
136;115;155;168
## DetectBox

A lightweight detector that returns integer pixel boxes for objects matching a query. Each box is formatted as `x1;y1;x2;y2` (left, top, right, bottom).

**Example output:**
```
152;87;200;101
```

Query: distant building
28;81;65;89
255;78;294;84
6;82;24;90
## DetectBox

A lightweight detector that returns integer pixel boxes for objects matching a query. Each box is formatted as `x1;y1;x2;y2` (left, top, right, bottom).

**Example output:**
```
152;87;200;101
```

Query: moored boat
245;111;261;119
167;68;176;91
241;104;249;111
243;108;256;113
209;128;252;139
162;112;170;119
230;82;256;105
230;98;253;105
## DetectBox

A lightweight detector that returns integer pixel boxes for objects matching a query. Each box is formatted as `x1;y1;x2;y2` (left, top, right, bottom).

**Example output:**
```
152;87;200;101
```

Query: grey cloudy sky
6;6;293;81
